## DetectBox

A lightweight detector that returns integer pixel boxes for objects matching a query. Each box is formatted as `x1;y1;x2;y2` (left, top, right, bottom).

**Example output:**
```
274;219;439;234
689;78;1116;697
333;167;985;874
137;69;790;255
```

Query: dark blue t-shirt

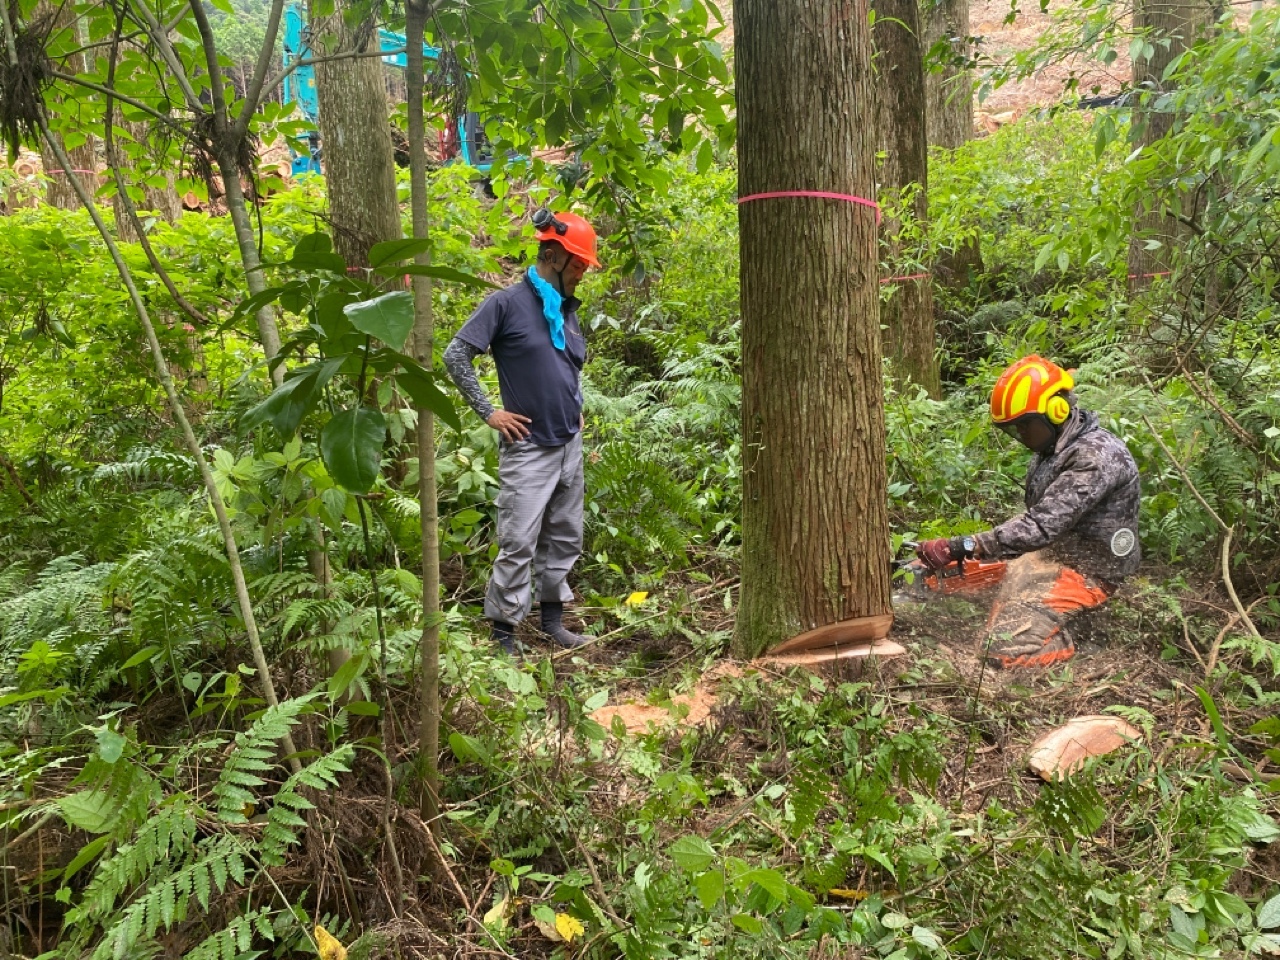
455;273;585;447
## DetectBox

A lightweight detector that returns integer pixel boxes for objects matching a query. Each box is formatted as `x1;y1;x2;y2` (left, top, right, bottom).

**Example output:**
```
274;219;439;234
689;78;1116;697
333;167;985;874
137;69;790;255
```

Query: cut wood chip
758;639;907;668
770;613;895;655
1027;714;1142;781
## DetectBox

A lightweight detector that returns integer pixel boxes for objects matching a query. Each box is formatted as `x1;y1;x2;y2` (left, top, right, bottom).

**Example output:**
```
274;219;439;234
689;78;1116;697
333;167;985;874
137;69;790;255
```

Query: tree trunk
111;120;183;243
922;0;972;149
732;0;892;658
36;0;99;208
1127;0;1214;289
875;0;939;398
308;0;402;682
308;0;401;268
406;0;441;825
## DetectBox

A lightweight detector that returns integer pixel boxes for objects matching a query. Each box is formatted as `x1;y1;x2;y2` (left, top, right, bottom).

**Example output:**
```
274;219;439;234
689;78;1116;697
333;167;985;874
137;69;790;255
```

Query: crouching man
916;356;1141;669
443;210;601;655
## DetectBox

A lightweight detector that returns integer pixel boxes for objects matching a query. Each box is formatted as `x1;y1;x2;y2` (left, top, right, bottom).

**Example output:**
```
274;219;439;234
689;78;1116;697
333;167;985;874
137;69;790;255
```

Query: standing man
915;356;1141;669
443;210;600;654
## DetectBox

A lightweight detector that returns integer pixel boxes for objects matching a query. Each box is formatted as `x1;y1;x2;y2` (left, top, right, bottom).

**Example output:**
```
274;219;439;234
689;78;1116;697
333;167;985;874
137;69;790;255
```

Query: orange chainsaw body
901;557;1008;595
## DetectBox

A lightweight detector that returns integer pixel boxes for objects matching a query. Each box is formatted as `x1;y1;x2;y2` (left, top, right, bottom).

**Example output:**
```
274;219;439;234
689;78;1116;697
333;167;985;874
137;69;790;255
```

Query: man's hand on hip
487;410;532;443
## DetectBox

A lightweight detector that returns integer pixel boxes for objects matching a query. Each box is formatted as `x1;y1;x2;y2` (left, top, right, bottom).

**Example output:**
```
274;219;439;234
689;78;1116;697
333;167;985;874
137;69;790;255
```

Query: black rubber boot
491;620;522;656
540;601;589;649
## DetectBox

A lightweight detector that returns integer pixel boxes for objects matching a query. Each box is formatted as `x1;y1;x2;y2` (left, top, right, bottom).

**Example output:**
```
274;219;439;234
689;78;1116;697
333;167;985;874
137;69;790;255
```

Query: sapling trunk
405;0;442;824
34;124;302;773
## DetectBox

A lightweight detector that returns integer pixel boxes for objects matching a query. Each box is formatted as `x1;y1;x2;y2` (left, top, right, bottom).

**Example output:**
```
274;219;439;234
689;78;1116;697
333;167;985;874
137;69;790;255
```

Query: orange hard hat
534;210;600;268
990;354;1075;426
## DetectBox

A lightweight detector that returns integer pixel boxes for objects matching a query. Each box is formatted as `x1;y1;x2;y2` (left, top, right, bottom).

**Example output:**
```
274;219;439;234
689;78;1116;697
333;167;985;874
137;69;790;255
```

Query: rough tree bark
308;0;401;268
1127;0;1215;289
732;0;892;658
875;0;939;398
922;0;972;149
405;0;441;825
36;0;99;208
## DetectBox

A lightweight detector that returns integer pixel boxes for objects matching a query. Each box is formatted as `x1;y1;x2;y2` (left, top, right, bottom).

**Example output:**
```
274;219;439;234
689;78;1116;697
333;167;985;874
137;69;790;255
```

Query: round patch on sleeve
1110;528;1136;558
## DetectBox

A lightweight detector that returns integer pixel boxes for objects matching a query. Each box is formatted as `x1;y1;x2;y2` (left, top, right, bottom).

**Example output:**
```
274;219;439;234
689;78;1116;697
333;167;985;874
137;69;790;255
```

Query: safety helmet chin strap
540;245;572;296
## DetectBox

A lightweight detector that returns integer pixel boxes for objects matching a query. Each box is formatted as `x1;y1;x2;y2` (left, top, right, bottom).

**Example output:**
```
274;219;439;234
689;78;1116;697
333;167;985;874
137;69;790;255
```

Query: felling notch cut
764;613;903;666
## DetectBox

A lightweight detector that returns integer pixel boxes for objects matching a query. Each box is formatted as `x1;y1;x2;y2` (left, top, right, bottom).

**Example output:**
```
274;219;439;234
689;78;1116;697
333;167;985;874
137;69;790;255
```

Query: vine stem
0;0;300;773
356;496;405;910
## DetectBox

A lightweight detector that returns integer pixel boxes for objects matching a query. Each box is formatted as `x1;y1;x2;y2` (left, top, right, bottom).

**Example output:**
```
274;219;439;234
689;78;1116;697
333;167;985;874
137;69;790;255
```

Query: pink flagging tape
880;272;930;285
738;189;881;223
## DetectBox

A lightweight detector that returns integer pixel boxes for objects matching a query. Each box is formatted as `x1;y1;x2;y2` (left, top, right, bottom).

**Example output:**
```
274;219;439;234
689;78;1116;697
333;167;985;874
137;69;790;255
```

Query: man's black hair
538;239;565;261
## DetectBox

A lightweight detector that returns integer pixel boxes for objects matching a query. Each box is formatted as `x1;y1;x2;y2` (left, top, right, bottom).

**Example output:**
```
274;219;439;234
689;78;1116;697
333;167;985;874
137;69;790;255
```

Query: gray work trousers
484;432;585;624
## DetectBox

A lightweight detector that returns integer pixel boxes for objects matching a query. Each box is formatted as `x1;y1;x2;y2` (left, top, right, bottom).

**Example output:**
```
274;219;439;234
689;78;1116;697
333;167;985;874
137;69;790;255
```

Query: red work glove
916;537;958;571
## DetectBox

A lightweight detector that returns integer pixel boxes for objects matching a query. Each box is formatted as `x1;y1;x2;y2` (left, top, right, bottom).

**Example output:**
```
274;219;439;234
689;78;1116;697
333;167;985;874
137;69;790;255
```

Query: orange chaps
983;552;1113;669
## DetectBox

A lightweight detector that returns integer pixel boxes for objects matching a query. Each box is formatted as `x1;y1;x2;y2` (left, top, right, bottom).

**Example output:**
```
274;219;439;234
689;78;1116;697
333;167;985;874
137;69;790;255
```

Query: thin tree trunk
19;117;302;774
0;449;34;507
406;0;441;825
922;0;972;149
36;0;99;208
732;0;892;658
1127;0;1214;290
308;0;401;268
875;0;939;398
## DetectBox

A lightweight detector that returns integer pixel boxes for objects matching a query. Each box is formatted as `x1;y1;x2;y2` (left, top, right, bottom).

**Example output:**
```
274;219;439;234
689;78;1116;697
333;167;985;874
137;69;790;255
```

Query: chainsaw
893;540;1008;598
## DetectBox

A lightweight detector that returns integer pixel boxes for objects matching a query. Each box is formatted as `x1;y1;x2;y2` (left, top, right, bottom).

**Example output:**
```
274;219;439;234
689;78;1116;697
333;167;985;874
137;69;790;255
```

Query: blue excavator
281;5;498;176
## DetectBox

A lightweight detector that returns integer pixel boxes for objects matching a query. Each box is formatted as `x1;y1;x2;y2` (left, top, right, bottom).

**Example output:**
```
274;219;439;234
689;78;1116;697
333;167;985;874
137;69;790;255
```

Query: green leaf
95;727;126;764
1258;893;1280;929
242;358;344;437
58;789;121;834
1195;686;1230;749
120;646;160;670
740;867;788;902
320;407;386;493
668;835;715;872
62;834;111;882
395;364;461;430
730;914;762;935
694;870;725;909
328;653;367;700
367;237;433;268
380;263;501;290
344;292;416;351
912;925;944;952
0;686;68;708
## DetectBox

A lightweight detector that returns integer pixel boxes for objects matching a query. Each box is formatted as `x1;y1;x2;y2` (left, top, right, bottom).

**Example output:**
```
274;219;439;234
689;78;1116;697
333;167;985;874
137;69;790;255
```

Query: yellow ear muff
1046;394;1070;425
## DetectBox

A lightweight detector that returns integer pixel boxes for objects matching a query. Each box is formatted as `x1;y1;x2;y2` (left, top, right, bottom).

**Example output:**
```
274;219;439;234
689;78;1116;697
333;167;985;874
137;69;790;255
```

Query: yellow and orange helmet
990;355;1075;453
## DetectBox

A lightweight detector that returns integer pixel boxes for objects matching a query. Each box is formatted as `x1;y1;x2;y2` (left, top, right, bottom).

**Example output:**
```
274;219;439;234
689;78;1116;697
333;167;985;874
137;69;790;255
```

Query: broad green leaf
395;364;461;430
320;407;386;493
242;358;345;437
912;925;943;952
1258;893;1280;929
730;914;762;935
95;727;126;764
0;686;68;708
381;263;501;290
368;237;433;268
694;869;725;909
740;867;788;902
344;292;415;351
668;835;715;872
58;789;121;834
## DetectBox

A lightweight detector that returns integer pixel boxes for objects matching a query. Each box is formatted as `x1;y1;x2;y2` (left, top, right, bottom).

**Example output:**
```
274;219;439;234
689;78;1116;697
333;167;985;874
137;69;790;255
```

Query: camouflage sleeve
975;451;1118;560
442;337;496;422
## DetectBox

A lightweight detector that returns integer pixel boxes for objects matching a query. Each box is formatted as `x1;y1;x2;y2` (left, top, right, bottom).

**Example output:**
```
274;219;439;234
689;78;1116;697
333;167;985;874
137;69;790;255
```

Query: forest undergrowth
4;10;1280;958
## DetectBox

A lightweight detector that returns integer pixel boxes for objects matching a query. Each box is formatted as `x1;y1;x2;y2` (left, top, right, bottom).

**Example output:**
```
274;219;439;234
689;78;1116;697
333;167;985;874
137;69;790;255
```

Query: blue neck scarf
527;267;566;351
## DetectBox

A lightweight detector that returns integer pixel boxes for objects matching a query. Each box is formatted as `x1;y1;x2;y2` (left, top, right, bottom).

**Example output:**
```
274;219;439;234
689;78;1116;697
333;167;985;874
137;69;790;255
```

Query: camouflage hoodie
974;408;1141;583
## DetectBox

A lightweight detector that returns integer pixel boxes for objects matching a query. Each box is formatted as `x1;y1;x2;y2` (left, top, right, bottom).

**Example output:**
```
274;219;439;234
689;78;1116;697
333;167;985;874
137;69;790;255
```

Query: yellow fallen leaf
482;893;511;930
533;914;562;942
314;925;347;960
555;913;585;942
625;591;649;607
827;888;869;902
